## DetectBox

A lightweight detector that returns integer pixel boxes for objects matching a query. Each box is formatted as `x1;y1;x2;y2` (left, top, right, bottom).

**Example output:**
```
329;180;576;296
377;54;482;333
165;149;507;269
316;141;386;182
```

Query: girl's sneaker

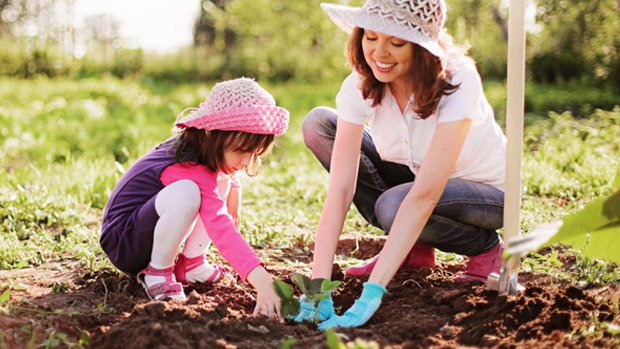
345;243;435;277
453;240;503;283
137;265;186;301
174;254;226;285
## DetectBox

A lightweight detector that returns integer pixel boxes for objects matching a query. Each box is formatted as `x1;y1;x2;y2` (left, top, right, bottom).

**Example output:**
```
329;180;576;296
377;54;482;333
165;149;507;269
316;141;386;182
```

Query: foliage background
0;0;618;89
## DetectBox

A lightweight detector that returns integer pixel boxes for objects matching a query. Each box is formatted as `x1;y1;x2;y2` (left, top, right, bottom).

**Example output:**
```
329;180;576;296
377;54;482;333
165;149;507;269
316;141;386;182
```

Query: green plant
0;288;10;314
273;279;300;319
325;328;380;349
280;337;296;349
291;273;341;322
548;163;620;263
0;289;10;306
273;272;341;322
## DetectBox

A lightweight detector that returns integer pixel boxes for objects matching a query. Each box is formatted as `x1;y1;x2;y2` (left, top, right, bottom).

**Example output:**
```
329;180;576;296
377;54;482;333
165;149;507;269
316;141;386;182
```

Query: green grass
0;76;619;284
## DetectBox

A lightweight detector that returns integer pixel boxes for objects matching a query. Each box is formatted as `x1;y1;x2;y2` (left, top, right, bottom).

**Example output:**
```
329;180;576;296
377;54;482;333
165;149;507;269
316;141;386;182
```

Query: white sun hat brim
320;2;445;58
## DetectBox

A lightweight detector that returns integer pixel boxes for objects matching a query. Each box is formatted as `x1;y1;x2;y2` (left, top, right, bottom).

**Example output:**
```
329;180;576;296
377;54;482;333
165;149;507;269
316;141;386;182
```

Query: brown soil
0;237;618;349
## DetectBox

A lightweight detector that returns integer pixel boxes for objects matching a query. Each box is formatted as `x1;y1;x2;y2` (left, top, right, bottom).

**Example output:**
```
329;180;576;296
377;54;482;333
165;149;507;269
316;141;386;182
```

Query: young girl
100;78;289;319
298;0;507;328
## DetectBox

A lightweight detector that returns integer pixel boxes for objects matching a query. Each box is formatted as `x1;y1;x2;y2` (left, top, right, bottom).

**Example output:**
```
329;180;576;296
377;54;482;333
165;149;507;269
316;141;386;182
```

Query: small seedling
274;272;341;322
0;289;10;306
273;280;300;319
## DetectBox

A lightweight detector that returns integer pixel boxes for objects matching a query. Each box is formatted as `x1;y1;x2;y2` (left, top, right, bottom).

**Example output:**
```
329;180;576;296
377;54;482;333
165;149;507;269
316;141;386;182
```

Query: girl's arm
311;118;365;279
368;119;472;286
227;186;241;228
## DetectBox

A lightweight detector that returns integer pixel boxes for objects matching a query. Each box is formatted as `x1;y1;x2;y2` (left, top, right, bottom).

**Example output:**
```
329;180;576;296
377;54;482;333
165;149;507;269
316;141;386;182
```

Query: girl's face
222;149;255;174
362;29;413;88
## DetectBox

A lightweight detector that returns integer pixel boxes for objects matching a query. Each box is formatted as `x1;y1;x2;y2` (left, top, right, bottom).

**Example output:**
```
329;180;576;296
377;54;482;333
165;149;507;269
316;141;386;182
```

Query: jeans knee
374;194;399;232
302;107;336;147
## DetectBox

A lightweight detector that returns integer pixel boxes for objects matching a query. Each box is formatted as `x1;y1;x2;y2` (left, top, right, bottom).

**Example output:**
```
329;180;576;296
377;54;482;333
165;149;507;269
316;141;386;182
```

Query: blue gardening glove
318;282;386;330
292;293;336;323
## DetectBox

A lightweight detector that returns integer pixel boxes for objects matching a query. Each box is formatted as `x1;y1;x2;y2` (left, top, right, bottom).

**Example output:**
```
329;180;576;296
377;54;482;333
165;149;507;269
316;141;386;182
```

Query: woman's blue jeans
302;107;503;256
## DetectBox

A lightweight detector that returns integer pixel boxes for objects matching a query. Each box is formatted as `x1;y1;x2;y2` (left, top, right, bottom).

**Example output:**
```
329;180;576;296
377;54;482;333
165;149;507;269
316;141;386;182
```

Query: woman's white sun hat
320;0;447;58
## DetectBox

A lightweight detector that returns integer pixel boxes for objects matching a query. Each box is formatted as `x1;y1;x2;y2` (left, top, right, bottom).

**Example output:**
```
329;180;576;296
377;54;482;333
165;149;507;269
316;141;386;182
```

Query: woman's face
362;29;413;87
222;149;254;174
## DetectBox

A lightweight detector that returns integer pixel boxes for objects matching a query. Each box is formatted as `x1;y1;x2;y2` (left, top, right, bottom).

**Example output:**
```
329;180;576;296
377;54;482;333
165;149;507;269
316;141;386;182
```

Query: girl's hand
247;266;282;321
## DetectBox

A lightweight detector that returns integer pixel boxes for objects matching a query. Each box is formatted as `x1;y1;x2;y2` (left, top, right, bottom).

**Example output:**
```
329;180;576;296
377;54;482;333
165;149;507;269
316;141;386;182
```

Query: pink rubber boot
345;243;435;277
405;242;436;269
453;240;503;283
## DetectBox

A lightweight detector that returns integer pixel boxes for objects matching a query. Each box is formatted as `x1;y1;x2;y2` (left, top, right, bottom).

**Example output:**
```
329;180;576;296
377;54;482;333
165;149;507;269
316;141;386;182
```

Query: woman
298;0;507;328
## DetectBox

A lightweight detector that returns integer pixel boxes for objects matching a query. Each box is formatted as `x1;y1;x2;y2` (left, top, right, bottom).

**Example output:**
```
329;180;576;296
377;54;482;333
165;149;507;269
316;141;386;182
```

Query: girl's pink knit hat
176;78;289;136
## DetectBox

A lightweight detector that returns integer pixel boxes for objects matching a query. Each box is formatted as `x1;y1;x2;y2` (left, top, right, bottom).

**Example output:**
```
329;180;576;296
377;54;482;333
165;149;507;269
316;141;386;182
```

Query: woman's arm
311;118;365;279
368;119;472;286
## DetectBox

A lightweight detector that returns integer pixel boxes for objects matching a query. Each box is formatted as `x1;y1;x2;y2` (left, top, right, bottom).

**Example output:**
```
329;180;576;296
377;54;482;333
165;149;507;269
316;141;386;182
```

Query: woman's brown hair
348;27;461;119
174;128;275;176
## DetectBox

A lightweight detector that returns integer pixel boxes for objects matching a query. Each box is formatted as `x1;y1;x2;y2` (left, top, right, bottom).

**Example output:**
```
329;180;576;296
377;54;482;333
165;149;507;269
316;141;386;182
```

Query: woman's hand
247;266;282;321
293;293;335;323
318;282;386;330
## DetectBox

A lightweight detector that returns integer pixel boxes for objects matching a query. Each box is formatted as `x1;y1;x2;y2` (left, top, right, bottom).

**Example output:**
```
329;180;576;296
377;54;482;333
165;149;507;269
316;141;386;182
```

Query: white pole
500;0;527;293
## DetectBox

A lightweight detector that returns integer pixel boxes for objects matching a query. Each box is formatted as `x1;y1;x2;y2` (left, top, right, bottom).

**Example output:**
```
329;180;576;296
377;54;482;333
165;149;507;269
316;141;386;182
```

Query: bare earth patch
0;238;619;348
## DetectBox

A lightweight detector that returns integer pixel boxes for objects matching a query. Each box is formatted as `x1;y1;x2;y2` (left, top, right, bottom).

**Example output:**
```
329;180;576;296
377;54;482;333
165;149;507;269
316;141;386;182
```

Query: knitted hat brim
176;105;290;137
320;3;445;58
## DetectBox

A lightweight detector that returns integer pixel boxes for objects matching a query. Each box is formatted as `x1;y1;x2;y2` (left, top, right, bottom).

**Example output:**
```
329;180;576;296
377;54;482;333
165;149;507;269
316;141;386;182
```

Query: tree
531;0;620;87
445;0;508;80
194;0;236;52
81;13;121;68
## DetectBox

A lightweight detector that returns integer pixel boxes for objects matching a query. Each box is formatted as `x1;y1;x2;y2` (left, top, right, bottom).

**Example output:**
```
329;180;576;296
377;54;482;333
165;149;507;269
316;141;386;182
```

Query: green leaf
290;273;311;296
325;328;347;349
602;191;620;221
0;289;10;305
312;293;327;303
547;177;620;264
280;297;300;319
289;273;324;295
308;278;325;295
559;223;620;264
321;280;342;293
280;337;296;349
273;280;295;300
548;192;620;244
613;164;620;190
274;280;300;318
79;331;91;346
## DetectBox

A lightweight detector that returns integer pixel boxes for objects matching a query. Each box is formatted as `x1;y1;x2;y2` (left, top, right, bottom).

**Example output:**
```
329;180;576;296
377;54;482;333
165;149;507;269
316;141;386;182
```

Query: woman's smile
373;60;397;73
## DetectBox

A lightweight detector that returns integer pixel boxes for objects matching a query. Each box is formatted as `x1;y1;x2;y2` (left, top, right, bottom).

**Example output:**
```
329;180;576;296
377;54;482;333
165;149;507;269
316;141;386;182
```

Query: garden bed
0;237;618;348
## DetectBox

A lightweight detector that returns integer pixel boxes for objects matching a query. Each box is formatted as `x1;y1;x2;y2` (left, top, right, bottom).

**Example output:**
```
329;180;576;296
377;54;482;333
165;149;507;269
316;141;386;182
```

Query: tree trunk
492;6;508;42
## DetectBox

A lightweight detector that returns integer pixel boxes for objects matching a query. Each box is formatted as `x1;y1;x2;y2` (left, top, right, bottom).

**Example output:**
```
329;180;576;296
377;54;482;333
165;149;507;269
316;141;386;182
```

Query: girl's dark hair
174;128;275;176
347;27;461;119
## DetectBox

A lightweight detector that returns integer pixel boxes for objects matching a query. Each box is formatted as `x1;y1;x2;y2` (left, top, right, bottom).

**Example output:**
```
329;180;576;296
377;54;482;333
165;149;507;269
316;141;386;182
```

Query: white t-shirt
336;56;506;191
216;172;241;202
